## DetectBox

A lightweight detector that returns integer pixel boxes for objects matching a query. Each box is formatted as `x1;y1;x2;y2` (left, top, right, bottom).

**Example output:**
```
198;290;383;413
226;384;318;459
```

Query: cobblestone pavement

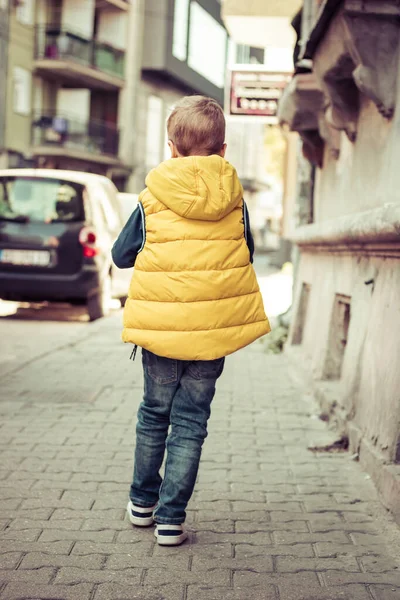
1;308;400;600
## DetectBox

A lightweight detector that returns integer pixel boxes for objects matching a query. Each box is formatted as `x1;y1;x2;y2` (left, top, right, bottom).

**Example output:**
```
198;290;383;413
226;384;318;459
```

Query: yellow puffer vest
122;155;270;360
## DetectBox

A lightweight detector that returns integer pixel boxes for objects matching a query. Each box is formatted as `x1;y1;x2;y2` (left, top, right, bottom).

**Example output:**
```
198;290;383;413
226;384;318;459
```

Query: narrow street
1;293;400;600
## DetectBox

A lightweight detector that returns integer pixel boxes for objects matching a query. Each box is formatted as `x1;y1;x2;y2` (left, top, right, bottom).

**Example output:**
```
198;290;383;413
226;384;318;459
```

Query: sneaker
154;524;188;546
127;500;157;527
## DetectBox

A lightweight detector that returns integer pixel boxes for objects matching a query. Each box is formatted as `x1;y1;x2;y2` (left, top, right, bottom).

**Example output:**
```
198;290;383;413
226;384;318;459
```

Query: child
112;95;270;546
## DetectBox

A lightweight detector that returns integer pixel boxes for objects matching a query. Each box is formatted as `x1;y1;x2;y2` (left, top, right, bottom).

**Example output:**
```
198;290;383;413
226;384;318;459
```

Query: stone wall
285;0;400;516
291;252;400;459
315;95;399;223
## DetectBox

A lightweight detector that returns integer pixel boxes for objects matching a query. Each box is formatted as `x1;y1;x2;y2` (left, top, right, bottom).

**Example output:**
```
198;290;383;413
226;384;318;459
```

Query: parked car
0;169;132;321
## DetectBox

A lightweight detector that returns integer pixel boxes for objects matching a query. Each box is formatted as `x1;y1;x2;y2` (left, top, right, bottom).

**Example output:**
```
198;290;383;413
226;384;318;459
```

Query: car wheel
87;273;112;321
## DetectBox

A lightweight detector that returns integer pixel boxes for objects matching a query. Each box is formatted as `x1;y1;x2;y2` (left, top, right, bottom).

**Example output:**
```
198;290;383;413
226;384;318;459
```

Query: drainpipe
0;0;10;166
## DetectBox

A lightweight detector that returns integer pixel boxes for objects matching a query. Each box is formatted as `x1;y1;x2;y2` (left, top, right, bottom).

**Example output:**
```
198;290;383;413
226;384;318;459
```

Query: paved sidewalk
1;314;400;600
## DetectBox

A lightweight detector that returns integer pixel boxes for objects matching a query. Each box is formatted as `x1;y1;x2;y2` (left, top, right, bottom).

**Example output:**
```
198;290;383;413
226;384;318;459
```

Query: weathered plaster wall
287;0;400;518
292;251;400;462
314;95;398;223
290;42;400;465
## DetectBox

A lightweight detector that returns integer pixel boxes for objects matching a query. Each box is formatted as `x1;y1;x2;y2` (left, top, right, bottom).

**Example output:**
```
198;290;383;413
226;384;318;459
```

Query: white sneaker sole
154;527;188;546
127;501;155;527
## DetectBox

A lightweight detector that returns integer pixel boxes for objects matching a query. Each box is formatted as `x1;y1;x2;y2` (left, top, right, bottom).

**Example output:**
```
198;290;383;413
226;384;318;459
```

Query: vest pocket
187;358;225;381
142;349;178;385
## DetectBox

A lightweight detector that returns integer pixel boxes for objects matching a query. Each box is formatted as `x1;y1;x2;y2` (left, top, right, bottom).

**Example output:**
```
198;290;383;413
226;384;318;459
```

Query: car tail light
79;227;100;258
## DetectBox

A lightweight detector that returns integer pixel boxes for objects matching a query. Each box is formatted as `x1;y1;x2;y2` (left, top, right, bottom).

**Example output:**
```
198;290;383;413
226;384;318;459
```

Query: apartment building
2;0;229;191
1;0;134;188
131;0;229;190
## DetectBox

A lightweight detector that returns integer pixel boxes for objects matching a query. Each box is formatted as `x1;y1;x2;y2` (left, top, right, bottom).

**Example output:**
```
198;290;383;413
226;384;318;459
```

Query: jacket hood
144;155;244;221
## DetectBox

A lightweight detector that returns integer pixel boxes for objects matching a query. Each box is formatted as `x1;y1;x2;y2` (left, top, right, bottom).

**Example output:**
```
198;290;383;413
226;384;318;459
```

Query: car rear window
0;177;85;223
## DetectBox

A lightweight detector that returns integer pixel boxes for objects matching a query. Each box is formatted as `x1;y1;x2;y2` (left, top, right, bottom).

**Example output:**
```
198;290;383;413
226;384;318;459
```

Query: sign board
225;66;292;123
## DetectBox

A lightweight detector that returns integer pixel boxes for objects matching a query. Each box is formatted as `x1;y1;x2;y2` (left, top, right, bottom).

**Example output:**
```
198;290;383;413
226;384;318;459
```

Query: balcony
34;26;125;90
32;112;121;165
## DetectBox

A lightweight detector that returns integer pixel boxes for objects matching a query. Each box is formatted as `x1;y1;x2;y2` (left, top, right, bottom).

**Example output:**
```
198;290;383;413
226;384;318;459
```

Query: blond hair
167;96;225;157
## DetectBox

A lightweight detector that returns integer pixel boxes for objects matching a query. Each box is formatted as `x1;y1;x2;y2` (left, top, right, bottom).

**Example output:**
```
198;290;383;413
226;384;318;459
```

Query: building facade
222;0;400;518
278;0;400;518
1;0;138;188
130;0;229;191
1;0;230;191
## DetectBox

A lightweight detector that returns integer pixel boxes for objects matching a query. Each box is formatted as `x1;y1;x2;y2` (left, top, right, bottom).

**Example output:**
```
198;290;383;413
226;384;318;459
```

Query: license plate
0;249;51;267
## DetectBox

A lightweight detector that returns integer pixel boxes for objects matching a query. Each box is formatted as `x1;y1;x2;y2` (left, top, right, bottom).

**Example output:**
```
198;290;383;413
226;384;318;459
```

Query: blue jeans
130;349;225;524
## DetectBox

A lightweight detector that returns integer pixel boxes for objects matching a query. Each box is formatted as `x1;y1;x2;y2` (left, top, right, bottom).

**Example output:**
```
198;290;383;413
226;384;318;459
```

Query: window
323;294;351;380
97;184;119;232
292;283;311;345
0;177;85;223
172;0;190;61
97;11;127;52
297;149;315;225
16;0;35;25
236;45;250;65
163;106;171;161
61;0;94;39
145;95;163;169
13;67;32;116
188;2;227;88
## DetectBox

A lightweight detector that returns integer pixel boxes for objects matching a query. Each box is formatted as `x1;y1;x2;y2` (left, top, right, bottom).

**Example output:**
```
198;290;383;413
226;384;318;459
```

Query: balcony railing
94;41;125;78
32;112;120;157
35;26;125;79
